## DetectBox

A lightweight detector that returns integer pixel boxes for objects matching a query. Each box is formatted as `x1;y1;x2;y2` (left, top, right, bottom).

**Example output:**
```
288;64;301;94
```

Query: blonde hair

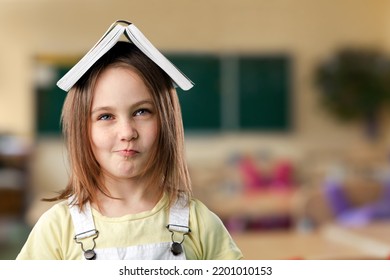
50;42;192;209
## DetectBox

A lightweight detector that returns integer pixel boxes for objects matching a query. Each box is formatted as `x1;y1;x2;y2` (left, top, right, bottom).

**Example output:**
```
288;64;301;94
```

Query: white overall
68;197;190;260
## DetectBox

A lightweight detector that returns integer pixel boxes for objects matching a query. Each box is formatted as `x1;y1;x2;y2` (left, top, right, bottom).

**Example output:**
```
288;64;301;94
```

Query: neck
94;176;163;217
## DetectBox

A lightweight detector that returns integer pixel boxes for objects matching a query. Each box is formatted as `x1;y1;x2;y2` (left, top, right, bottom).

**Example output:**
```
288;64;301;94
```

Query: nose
119;119;138;142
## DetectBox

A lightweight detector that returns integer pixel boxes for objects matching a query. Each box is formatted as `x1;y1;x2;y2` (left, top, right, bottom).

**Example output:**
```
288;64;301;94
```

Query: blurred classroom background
2;0;390;260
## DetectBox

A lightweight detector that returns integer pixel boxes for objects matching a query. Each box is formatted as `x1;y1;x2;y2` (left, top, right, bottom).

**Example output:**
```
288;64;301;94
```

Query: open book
57;20;194;92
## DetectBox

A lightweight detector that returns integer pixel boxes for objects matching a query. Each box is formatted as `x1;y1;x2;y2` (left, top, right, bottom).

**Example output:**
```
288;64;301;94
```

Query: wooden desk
232;230;368;260
0;153;30;217
206;190;295;220
232;221;390;260
322;221;390;259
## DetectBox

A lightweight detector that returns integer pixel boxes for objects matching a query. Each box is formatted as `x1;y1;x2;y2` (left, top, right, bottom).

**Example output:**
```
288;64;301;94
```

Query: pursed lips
117;149;139;157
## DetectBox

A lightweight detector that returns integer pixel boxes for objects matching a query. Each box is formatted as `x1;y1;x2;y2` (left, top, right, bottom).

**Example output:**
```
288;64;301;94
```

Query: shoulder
25;201;73;243
16;200;72;260
28;200;72;239
188;198;227;233
187;198;243;260
36;200;71;225
189;198;219;220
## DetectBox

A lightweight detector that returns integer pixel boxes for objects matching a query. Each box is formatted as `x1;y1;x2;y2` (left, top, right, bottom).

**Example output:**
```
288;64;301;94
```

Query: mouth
118;149;138;157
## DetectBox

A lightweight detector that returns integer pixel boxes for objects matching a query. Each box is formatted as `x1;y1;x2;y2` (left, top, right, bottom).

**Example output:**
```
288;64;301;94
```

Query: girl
17;23;243;260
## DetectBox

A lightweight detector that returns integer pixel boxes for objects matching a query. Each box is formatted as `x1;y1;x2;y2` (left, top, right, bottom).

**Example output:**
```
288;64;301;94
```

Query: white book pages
125;25;194;91
56;22;194;92
57;24;125;91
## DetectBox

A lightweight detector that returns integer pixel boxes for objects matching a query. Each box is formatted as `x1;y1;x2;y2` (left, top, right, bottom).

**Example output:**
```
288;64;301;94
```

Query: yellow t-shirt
16;194;243;260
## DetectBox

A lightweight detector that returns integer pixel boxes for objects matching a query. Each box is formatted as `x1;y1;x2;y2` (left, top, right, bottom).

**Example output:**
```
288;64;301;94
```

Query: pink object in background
238;156;264;193
272;160;294;190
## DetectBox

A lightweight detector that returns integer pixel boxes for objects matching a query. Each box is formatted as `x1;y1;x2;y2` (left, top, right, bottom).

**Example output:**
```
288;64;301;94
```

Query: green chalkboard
167;55;221;131
35;54;290;135
239;56;290;130
36;67;69;135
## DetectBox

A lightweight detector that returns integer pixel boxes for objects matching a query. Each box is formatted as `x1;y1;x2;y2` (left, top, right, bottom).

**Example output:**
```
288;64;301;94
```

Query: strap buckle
166;224;191;256
74;230;99;260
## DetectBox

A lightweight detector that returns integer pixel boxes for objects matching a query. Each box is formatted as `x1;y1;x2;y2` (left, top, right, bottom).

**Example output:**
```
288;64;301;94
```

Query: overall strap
167;196;190;233
68;197;97;239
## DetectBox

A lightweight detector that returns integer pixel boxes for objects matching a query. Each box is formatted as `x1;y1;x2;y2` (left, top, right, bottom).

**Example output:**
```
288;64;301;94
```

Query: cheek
139;121;159;154
147;122;159;147
90;126;109;153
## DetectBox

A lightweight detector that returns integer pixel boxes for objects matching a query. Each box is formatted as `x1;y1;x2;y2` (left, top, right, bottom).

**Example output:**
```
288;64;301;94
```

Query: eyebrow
91;100;155;114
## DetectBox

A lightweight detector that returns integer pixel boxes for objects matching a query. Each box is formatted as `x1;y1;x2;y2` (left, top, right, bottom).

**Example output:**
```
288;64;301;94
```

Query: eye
134;108;151;117
97;113;113;121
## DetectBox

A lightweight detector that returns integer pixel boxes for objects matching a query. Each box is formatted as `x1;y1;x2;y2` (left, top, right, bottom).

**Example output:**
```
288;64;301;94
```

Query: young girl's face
89;66;159;182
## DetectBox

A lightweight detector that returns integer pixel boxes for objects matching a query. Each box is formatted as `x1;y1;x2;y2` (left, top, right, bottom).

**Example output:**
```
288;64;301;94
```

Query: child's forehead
92;67;153;105
96;64;147;87
98;65;142;81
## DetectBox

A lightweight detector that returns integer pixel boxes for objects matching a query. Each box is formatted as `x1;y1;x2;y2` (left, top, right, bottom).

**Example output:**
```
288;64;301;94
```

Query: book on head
56;20;194;92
